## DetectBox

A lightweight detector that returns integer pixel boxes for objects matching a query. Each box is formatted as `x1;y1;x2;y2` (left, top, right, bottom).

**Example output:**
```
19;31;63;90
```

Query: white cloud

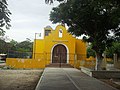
6;0;59;42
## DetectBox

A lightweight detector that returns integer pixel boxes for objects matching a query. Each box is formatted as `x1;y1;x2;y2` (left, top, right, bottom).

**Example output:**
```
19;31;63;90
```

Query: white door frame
51;43;69;63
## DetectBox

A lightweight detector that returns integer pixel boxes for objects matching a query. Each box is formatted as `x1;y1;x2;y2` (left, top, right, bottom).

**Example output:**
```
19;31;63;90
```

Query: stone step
46;63;73;68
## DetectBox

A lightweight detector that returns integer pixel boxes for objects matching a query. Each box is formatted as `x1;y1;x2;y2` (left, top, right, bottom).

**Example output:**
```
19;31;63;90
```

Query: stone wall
114;54;120;69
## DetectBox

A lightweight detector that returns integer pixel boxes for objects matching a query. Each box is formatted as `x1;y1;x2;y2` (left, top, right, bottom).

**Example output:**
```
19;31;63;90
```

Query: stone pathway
35;68;118;90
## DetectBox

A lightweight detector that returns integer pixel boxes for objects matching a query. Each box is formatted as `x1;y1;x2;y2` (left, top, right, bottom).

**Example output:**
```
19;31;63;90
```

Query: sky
6;0;59;42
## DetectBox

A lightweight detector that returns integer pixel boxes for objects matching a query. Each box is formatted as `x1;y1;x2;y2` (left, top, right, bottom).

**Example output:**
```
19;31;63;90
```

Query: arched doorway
52;44;67;63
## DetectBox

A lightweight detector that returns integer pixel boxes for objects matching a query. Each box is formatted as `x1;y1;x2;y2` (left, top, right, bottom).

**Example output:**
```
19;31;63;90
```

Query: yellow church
33;25;86;67
6;25;95;69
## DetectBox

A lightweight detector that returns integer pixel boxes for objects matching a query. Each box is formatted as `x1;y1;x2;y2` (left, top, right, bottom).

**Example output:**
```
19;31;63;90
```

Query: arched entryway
52;44;67;63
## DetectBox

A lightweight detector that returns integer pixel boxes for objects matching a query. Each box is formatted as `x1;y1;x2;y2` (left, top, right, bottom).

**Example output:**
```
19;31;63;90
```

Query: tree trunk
95;53;103;70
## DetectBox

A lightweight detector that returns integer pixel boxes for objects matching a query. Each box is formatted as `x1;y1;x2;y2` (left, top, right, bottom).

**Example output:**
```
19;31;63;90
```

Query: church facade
6;25;88;68
33;25;86;67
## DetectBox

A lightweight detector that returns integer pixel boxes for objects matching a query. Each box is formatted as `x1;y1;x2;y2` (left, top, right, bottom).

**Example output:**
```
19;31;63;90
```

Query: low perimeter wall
6;58;96;69
81;67;120;79
6;58;46;69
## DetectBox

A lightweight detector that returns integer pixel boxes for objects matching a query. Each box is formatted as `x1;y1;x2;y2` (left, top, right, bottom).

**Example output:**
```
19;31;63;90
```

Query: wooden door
52;44;67;63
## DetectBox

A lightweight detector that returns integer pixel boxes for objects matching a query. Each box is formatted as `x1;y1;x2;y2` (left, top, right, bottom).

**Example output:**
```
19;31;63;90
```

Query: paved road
35;68;118;90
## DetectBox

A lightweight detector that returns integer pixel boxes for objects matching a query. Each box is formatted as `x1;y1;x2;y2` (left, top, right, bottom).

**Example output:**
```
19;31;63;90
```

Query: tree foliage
0;38;33;53
0;0;11;36
15;39;33;52
87;45;95;58
50;0;120;70
10;39;33;52
106;42;120;58
50;0;120;55
0;38;7;53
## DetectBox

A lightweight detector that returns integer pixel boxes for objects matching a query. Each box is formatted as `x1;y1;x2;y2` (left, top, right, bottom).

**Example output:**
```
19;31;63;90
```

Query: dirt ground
0;69;43;90
0;62;119;90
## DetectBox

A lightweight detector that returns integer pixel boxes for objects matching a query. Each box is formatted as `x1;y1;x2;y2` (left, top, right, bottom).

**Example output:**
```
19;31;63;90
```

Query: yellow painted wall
44;25;76;54
33;40;44;59
73;39;87;68
6;58;95;69
76;39;86;55
44;25;76;66
33;25;77;66
6;58;45;68
7;25;89;69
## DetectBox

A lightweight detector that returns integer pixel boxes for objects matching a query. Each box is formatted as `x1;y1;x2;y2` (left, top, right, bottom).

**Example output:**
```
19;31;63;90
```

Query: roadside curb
35;68;46;90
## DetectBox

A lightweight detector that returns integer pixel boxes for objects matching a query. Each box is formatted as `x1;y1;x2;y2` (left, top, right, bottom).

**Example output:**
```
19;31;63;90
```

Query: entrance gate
52;44;67;63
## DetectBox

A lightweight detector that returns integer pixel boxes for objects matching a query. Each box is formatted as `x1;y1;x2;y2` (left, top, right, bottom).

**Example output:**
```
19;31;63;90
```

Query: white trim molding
51;43;69;63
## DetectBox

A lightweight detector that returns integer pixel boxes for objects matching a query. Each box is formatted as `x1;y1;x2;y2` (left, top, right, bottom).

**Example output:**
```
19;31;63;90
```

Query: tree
15;39;33;52
50;0;120;70
9;39;18;51
8;39;33;52
0;38;7;53
87;45;95;58
7;39;33;58
0;0;11;36
0;38;12;53
106;42;120;58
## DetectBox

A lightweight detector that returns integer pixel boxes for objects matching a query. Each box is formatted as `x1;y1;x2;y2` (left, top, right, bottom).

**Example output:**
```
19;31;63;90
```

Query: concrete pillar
101;52;107;70
114;54;117;61
114;53;117;68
